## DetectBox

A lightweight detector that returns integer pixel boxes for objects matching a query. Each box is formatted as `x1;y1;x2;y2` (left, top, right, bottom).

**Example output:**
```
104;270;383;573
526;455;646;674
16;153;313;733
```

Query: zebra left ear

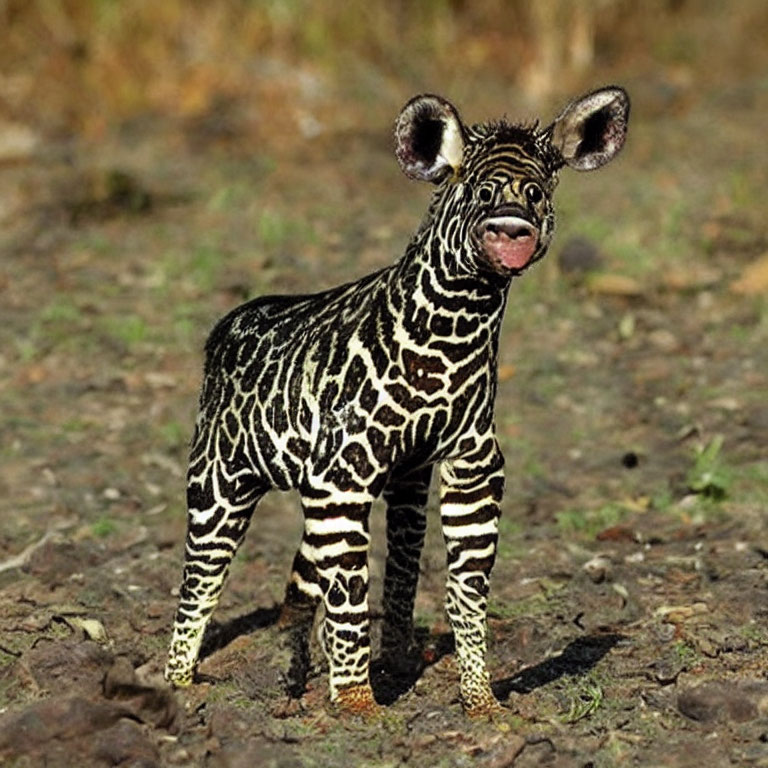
395;94;465;183
548;86;630;171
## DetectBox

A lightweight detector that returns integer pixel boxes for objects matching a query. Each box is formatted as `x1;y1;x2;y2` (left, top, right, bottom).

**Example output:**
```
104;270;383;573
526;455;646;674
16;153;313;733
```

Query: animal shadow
198;605;281;660
492;632;626;701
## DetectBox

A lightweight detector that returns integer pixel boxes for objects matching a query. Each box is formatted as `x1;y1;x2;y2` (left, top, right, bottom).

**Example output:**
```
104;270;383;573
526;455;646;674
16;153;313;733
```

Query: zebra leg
165;462;266;687
301;496;378;715
439;437;505;716
381;465;432;669
278;532;322;698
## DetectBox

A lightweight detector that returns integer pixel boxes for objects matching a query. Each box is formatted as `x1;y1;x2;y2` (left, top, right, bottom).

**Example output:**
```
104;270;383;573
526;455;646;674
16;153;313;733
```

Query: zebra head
395;87;630;278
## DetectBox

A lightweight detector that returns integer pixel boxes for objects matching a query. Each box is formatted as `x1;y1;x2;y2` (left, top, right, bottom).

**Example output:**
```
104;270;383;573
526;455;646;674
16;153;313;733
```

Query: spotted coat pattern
165;86;630;715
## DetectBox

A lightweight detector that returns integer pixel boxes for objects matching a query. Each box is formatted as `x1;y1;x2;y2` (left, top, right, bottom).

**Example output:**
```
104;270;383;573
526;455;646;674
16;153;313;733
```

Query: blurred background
1;0;767;144
2;0;767;533
2;0;767;546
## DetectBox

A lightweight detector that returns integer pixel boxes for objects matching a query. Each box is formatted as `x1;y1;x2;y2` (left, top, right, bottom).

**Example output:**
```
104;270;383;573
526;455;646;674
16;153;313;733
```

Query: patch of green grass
733;460;768;505
18;296;88;360
487;577;567;621
100;313;150;348
686;435;731;500
738;622;768;646
90;516;118;538
39;298;83;325
496;517;523;560
205;679;257;709
556;502;627;539
651;487;675;514
14;337;39;362
672;639;699;668
257;208;318;251
727;169;765;214
158;419;188;450
560;675;604;723
189;245;223;293
60;417;90;434
207;183;250;212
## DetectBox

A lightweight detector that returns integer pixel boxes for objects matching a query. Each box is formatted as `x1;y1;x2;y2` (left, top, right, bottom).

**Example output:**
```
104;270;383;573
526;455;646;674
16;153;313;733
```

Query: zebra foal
166;86;629;716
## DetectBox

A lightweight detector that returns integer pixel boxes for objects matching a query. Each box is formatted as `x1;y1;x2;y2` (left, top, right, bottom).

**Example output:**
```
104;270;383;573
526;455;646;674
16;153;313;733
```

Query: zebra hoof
464;695;506;719
164;664;195;688
333;684;382;719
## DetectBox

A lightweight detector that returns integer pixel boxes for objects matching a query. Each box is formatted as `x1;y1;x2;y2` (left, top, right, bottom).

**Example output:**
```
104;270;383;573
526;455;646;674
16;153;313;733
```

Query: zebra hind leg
165;468;266;687
278;537;322;698
381;466;431;674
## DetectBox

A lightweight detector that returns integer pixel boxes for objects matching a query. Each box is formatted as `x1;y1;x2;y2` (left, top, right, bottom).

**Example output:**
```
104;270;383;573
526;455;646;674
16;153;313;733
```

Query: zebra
165;86;630;717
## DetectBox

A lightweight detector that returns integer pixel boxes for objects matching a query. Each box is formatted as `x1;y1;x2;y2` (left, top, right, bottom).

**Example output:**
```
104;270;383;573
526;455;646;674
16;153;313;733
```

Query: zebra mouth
476;211;539;272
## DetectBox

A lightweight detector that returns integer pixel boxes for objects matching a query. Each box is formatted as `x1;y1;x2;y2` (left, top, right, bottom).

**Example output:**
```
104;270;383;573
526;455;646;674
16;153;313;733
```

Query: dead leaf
655;603;709;622
662;265;721;291
497;364;516;381
66;617;109;643
597;525;636;542
587;273;644;296
730;252;768;295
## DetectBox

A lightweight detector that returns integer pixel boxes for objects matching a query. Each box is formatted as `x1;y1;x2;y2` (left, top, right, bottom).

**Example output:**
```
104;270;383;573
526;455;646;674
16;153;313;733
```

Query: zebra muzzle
476;212;539;272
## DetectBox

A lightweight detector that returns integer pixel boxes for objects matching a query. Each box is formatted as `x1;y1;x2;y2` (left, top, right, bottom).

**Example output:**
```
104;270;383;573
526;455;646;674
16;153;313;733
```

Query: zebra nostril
510;225;533;239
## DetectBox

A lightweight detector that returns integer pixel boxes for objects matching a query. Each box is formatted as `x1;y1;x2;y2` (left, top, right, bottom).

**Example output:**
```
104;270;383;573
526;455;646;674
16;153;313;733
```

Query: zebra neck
386;233;510;349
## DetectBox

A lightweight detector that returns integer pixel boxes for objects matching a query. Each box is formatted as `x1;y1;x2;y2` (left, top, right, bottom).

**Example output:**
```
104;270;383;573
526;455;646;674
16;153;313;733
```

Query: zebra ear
395;94;465;183
548;86;630;171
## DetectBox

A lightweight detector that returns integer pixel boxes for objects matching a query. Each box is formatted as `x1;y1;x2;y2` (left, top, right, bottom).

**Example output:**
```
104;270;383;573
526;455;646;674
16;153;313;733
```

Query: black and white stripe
166;86;629;715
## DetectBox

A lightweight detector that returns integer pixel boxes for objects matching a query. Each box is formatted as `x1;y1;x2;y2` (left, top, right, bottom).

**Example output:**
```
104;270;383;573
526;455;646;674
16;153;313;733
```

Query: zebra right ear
395;95;465;183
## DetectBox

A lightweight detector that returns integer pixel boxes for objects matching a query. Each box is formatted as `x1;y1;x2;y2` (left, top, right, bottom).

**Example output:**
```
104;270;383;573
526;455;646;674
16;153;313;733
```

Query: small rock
583;555;612;584
678;680;768;723
104;656;179;731
648;654;686;685
0;121;39;161
647;328;679;352
558;236;603;275
92;719;159;767
483;734;526;768
25;640;114;696
22;538;99;586
654;622;677;643
0;696;132;758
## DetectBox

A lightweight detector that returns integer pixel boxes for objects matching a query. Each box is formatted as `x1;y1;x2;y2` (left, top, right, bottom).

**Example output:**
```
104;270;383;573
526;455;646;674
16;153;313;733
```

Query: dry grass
2;0;767;143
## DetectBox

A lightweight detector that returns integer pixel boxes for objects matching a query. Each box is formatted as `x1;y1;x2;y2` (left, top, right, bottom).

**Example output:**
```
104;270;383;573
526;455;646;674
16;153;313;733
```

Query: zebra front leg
165;468;264;687
302;496;379;716
381;465;431;669
439;437;505;716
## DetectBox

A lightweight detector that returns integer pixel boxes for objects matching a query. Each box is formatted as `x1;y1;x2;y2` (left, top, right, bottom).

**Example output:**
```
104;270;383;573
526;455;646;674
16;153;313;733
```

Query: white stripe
305;517;367;537
442;519;498;539
449;542;496;570
300;539;368;562
188;505;217;525
441;501;490;518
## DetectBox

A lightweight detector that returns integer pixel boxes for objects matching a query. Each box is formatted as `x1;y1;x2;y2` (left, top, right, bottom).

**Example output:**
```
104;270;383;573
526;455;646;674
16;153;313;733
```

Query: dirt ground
2;23;768;768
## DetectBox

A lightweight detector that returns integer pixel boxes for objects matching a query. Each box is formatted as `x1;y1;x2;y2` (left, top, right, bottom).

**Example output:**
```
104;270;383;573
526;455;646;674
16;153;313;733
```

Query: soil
1;69;767;767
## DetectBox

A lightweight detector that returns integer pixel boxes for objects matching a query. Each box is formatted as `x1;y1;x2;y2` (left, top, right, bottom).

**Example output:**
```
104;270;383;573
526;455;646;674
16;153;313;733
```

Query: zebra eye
525;183;543;205
478;186;493;204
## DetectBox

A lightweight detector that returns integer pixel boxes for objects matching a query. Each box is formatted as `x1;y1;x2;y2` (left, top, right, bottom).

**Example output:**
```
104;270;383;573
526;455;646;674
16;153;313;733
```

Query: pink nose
479;216;539;270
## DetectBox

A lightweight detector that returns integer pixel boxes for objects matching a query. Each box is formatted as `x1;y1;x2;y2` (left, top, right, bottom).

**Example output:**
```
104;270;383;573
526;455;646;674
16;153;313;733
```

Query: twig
0;518;74;574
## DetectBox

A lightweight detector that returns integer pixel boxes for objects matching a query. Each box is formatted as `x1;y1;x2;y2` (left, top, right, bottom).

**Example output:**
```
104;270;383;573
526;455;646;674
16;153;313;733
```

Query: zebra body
166;86;629;716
